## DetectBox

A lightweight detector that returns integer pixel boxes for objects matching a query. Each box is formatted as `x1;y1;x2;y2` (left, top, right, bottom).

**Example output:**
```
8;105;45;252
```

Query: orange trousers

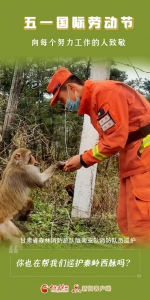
117;171;150;246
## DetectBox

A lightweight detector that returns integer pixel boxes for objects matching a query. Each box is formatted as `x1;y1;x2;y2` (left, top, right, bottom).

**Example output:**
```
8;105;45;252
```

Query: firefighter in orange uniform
47;67;150;245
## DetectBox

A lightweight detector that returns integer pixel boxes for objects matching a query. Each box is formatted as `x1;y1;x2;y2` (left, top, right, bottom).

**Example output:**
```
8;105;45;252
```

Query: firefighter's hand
63;155;82;172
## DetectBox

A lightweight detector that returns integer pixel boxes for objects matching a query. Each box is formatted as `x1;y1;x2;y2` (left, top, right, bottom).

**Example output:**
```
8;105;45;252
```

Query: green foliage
126;78;150;101
0;57;86;159
110;67;128;82
0;60;14;93
21;163;121;247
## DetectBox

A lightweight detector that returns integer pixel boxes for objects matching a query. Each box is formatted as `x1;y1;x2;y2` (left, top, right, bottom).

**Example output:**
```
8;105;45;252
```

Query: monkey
12;198;34;232
14;198;34;222
65;184;74;198
65;183;101;212
0;148;65;246
65;184;75;204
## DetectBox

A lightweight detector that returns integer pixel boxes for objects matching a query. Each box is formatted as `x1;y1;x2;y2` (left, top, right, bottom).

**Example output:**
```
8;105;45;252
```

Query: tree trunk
2;61;24;145
71;59;111;219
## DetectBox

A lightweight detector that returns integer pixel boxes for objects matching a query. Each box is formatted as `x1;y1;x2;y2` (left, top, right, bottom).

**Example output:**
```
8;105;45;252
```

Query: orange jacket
78;80;150;178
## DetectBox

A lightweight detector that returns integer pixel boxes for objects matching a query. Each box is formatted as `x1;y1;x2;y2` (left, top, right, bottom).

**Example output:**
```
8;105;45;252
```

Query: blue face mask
65;97;80;111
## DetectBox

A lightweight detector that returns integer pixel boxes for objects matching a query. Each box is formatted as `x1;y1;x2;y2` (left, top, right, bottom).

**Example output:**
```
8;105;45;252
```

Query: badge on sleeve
97;108;105;118
98;112;115;132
